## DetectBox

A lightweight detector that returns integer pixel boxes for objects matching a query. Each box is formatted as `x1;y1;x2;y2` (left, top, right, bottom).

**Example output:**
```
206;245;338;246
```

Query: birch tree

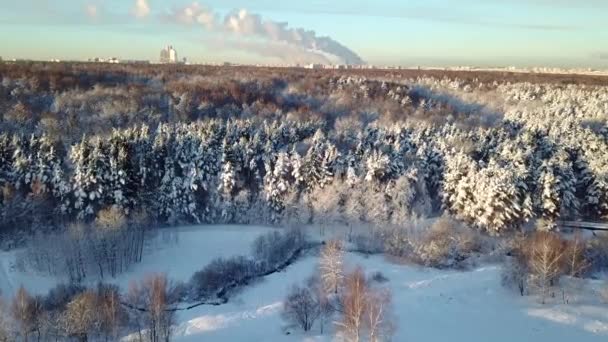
319;240;344;295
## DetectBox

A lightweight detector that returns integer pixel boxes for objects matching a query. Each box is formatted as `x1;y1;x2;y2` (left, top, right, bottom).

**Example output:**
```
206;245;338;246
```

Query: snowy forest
2;62;608;341
1;62;607;235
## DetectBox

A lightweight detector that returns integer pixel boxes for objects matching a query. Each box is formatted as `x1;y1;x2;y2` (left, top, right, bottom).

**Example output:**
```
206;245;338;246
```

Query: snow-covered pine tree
69;137;109;220
263;151;293;222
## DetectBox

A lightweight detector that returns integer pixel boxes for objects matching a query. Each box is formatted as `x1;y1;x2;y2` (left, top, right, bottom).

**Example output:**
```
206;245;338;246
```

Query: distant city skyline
160;45;178;64
0;0;607;68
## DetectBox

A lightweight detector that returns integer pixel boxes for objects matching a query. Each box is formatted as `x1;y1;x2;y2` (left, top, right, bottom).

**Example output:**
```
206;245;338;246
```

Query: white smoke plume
166;2;365;65
202;36;337;65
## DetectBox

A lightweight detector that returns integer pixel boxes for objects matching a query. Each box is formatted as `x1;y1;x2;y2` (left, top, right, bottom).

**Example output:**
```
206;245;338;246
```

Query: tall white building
160;45;178;64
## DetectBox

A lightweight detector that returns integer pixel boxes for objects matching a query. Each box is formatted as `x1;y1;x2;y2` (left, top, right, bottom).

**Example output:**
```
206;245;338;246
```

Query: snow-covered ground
168;252;608;342
0;225;276;297
2;224;608;341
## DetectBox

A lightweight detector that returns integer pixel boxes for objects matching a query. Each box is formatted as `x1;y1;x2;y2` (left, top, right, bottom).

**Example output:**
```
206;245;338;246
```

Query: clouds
167;2;216;29
165;2;364;65
132;0;150;19
82;0;149;21
85;4;98;19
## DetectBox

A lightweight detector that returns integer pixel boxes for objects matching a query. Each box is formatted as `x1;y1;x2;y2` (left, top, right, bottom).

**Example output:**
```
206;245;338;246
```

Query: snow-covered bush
188;229;308;300
353;231;385;255
252;229;307;271
415;217;480;268
189;256;257;300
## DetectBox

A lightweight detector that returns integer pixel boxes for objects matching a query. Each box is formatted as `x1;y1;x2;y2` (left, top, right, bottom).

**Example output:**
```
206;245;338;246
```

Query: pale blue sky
0;0;607;68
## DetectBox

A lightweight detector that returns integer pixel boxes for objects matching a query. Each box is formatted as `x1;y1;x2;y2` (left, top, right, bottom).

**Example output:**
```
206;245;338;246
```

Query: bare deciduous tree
307;275;336;334
61;291;99;341
282;284;320;332
501;258;527;296
126;281;146;342
11;286;41;342
526;232;566;304
21;216;146;283
320;240;344;295
127;274;175;342
0;294;10;342
97;284;125;341
337;267;395;342
366;289;394;342
147;274;174;342
336;267;368;342
564;233;589;278
310;183;342;236
343;187;366;242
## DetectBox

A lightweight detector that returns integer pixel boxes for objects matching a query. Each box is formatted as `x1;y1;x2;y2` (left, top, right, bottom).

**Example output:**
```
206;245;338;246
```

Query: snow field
2;224;608;342
0;225;276;297
169;251;608;342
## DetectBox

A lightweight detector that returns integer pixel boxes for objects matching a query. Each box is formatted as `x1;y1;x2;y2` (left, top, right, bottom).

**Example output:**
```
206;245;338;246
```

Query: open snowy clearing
0;225;276;297
165;252;608;342
2;225;608;341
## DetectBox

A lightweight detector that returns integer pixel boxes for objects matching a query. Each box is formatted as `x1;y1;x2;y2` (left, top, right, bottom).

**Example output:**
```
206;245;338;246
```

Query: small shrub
454;227;482;255
282;284;320;332
415;217;481;268
42;283;87;311
95;207;126;230
383;225;414;258
353;232;385;255
415;218;454;267
586;232;608;273
252;229;306;271
501;258;527;296
168;281;190;304
190;256;256;299
371;271;389;283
